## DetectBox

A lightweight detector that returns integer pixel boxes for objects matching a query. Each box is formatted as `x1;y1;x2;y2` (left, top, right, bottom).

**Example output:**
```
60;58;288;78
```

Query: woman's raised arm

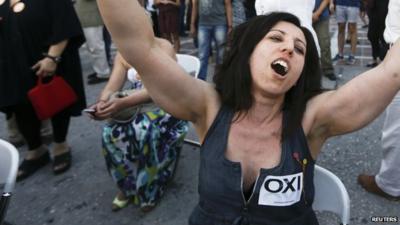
306;40;400;142
96;0;219;125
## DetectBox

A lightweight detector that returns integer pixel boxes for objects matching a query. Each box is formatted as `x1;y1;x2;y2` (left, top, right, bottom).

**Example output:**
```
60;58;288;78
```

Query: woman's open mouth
271;59;289;76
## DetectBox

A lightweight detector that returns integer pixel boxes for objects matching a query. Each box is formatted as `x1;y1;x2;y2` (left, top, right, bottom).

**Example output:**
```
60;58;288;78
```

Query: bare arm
190;0;198;37
329;0;335;14
98;53;129;102
224;0;233;32
313;0;330;22
31;40;68;76
95;52;152;119
305;40;400;147
96;0;218;127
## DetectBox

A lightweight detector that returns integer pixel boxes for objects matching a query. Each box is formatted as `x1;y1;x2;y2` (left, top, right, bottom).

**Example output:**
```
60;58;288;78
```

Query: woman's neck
246;94;284;125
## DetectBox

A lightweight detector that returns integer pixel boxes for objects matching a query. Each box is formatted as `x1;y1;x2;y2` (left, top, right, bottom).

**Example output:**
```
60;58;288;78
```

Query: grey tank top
189;106;319;225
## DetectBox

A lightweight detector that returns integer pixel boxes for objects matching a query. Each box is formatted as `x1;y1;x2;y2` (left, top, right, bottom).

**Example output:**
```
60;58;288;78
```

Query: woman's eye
270;36;282;42
295;46;305;55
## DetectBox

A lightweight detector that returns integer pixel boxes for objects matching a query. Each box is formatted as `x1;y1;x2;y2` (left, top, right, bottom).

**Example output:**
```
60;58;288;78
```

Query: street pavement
1;17;399;225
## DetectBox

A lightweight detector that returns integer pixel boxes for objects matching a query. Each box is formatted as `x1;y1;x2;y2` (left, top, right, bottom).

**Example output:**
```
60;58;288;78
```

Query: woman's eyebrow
270;29;306;47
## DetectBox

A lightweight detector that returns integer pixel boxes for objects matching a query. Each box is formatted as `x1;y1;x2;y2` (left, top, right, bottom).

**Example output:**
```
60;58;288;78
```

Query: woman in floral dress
90;39;188;212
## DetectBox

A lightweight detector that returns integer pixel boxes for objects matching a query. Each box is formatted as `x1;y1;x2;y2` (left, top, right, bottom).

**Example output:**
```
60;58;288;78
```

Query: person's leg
335;5;346;60
83;26;111;82
169;9;181;52
179;0;186;36
5;111;25;146
348;23;358;55
347;6;359;64
367;10;379;65
51;110;70;145
197;25;212;81
313;18;335;80
337;23;346;56
51;109;71;174
213;25;227;66
376;92;400;197
102;122;133;211
13;102;50;181
376;2;389;61
172;33;181;52
13;103;42;151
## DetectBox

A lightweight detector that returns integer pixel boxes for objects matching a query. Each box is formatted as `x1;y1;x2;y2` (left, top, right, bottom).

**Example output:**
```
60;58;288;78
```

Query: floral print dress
102;71;188;209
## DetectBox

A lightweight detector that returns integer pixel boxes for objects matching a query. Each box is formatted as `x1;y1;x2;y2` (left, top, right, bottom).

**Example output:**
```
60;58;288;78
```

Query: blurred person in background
90;41;188;212
0;0;86;181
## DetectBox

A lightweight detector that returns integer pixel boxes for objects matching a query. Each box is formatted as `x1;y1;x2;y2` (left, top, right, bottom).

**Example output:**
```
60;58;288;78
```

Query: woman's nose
280;41;294;55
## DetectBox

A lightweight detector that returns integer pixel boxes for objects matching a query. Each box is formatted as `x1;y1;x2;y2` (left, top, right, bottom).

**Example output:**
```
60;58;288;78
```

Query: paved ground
1;16;399;225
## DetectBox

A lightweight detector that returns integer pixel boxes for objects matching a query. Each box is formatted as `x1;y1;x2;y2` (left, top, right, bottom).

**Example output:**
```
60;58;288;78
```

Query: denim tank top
189;106;319;225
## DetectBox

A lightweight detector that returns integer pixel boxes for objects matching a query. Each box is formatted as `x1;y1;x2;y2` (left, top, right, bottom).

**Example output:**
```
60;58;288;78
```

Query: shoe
357;174;400;201
366;61;378;67
87;75;109;85
87;72;97;79
332;54;344;62
17;151;50;182
324;73;337;81
53;150;71;175
346;55;356;65
111;195;130;212
140;202;156;212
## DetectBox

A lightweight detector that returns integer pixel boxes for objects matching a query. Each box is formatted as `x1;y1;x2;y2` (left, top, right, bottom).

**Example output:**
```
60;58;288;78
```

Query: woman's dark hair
213;12;323;140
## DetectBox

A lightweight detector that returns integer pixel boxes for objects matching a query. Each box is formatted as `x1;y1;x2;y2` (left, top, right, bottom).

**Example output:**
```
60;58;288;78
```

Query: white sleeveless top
384;0;400;44
127;67;144;90
255;0;321;55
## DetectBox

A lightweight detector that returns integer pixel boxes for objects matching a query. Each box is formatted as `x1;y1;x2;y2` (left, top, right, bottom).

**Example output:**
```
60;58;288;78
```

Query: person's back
197;0;228;26
232;0;246;27
335;0;360;7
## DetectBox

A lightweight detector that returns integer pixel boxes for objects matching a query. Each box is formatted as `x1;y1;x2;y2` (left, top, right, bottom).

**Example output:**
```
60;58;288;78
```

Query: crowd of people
1;0;399;224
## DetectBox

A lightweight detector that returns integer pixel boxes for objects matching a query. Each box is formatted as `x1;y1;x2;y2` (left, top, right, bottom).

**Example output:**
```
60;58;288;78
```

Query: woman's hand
95;97;128;120
31;58;57;77
329;2;335;14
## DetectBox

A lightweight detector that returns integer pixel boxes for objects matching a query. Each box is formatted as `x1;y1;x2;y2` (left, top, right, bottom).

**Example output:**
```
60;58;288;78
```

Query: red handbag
28;75;77;120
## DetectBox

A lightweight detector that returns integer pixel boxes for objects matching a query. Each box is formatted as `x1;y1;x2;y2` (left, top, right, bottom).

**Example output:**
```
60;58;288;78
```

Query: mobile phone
83;108;96;114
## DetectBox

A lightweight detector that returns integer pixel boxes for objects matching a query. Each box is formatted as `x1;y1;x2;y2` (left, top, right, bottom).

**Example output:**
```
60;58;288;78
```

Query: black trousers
367;0;389;60
12;101;70;150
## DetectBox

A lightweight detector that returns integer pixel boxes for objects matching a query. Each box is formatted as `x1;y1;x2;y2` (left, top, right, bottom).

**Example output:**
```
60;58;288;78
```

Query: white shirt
384;0;400;44
127;67;138;84
255;0;321;55
146;0;156;12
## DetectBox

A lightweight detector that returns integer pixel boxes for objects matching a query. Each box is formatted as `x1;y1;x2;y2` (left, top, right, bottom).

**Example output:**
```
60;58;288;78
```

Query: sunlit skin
249;21;306;100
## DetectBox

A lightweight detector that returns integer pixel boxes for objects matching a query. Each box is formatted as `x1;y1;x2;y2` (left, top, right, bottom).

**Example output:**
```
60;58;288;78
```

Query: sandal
111;195;130;212
52;150;71;175
17;151;50;182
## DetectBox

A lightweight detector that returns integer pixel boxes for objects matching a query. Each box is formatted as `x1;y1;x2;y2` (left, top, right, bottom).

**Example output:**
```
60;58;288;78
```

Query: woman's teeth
271;60;288;76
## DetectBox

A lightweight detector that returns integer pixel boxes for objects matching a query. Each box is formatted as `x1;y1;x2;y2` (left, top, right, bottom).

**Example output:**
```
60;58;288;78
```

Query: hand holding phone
83;108;96;114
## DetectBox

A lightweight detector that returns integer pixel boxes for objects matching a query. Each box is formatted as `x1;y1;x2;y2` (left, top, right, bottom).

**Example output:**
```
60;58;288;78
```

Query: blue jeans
197;25;227;80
